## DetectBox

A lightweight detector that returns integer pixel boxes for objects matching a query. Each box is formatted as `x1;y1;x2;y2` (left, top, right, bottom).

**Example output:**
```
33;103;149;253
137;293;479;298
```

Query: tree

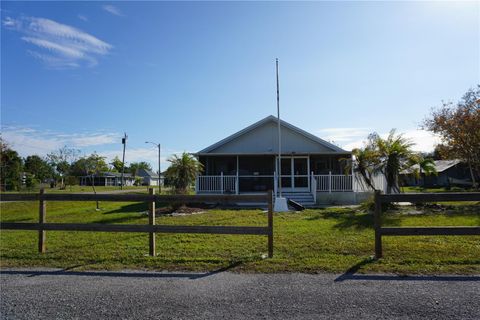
350;134;381;191
423;85;480;188
0;138;23;191
46;146;80;186
412;157;437;188
70;154;109;177
128;161;152;175
24;155;54;182
350;130;419;194
165;152;203;194
431;144;453;161
110;156;124;172
374;130;419;194
78;153;108;210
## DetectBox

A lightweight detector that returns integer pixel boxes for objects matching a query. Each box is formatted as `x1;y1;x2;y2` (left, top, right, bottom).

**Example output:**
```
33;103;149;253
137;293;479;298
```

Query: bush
359;194;397;213
24;173;40;191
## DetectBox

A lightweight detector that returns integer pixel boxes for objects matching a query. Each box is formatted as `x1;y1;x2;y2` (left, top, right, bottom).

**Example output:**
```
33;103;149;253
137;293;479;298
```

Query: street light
145;141;161;194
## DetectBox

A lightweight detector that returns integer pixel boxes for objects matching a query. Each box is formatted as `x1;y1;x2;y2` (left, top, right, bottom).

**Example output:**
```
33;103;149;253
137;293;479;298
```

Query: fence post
148;188;156;256
374;190;382;259
267;190;273;258
38;188;46;253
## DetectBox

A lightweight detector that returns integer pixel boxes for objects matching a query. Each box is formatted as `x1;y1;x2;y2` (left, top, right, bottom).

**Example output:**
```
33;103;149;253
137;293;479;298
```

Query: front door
278;156;310;192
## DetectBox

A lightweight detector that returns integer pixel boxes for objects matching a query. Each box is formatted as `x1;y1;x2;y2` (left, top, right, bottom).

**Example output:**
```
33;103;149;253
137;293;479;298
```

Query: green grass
2;185;150;193
402;186;475;193
1;200;479;274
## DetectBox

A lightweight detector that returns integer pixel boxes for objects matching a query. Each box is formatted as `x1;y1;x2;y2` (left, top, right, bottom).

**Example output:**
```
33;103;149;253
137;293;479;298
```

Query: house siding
207;121;338;154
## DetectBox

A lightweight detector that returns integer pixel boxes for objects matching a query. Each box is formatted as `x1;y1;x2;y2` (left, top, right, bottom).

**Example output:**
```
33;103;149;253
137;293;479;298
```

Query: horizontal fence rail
378;192;480;203
374;191;480;259
0;223;270;235
380;227;480;236
0;193;268;202
1;189;274;258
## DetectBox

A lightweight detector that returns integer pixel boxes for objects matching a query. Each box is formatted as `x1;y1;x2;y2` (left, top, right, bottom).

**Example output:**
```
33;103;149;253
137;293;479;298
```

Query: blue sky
1;1;479;169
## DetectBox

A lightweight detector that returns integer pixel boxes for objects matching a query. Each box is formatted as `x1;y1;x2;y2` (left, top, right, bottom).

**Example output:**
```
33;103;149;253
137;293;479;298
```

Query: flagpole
273;58;289;212
276;58;282;198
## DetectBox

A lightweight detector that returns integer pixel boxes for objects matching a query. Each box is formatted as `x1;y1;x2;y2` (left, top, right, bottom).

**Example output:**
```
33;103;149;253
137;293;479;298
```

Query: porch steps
281;192;316;207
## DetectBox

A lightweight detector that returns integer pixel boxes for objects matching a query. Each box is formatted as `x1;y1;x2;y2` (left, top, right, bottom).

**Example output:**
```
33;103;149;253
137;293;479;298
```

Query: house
79;172;136;187
401;160;474;188
136;168;162;186
194;115;379;205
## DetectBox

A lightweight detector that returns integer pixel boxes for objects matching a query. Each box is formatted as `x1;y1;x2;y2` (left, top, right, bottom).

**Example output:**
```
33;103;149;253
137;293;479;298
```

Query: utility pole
121;132;127;190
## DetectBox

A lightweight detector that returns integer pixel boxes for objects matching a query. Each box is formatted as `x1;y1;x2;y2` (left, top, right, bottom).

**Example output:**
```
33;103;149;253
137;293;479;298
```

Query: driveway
1;269;479;319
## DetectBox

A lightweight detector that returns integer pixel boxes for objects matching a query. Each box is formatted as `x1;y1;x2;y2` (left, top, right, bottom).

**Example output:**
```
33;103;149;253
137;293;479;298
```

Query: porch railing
313;172;353;192
196;174;237;194
196;172;355;194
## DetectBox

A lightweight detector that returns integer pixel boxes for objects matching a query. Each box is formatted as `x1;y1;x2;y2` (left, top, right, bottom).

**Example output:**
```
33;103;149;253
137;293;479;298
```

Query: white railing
196;174;237;194
197;172;357;194
313;172;353;192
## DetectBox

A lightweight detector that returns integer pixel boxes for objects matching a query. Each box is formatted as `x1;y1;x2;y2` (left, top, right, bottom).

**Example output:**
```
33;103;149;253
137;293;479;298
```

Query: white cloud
102;5;124;17
3;16;112;68
70;133;118;147
77;15;88;22
402;129;441;152
338;128;441;152
0;125;184;170
1;126;120;157
317;128;371;143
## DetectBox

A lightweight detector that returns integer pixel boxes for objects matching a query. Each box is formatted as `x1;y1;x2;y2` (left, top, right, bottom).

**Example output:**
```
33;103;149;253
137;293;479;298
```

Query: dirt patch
155;203;215;216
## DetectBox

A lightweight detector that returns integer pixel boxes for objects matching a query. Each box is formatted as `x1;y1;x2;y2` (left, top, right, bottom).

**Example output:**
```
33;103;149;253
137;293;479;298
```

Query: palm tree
374;130;418;194
350;146;379;191
412;157;437;188
165;152;203;194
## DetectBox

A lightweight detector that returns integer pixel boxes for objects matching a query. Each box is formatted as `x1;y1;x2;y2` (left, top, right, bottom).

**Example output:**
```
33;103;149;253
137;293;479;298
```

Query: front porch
195;155;354;197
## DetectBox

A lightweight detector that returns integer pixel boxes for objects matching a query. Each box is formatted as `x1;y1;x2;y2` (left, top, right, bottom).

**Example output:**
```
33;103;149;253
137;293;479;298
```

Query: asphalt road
1;269;479;319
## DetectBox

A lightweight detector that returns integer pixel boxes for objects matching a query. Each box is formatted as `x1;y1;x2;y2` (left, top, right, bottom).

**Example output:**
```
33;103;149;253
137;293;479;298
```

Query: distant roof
101;171;133;178
196;115;349;155
136;168;159;178
402;159;462;174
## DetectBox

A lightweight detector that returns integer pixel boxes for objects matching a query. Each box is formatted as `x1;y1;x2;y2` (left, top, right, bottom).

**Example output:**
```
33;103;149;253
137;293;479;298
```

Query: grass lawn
2;185;150;193
1;200;479;274
402;186;476;193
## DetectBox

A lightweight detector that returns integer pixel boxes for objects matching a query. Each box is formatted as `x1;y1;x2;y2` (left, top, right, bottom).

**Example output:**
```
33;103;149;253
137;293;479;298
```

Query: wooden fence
1;189;274;258
374;191;480;259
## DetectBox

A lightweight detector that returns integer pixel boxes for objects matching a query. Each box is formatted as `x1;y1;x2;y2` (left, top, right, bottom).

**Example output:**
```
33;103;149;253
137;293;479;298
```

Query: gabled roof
100;171;133;178
401;159;462;174
137;168;159;178
196;115;348;155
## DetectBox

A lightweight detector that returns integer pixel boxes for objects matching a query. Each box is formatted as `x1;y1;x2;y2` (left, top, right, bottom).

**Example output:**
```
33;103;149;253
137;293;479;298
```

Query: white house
194;116;384;205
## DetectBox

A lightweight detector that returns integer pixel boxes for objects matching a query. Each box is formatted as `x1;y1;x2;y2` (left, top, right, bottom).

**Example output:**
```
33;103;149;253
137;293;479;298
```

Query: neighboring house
194;115;381;205
79;172;136;187
136;168;162;186
401;160;473;187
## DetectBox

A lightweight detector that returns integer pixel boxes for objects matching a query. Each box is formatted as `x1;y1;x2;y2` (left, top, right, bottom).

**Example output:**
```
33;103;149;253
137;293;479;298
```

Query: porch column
329;171;332;193
236;155;239;195
220;172;224;194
